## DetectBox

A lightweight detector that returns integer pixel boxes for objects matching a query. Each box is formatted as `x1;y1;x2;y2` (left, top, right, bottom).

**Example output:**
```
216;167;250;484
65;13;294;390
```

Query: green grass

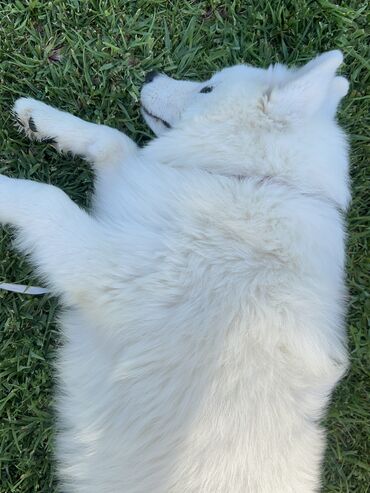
0;1;368;491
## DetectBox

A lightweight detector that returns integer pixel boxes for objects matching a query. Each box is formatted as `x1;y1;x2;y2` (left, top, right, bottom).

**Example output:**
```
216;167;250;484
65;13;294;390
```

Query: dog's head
140;51;350;209
141;51;348;136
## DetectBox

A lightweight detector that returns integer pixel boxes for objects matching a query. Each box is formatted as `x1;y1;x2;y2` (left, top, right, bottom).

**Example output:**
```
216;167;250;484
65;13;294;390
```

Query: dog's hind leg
0;174;109;306
13;97;137;169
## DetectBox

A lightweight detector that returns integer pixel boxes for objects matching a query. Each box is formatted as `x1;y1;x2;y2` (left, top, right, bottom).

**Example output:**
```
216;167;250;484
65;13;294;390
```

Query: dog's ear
324;75;349;117
264;50;346;123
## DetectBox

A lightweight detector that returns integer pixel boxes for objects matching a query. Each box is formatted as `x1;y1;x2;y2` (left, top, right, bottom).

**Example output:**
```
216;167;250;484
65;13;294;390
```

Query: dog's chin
141;106;172;137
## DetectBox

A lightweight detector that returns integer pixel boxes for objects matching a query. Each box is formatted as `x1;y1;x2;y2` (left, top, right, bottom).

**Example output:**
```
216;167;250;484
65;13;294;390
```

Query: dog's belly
55;308;331;493
52;177;347;492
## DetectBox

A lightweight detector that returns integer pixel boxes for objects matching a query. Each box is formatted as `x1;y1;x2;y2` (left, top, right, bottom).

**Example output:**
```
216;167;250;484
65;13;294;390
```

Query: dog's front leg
13;97;137;169
13;97;140;219
0;174;107;304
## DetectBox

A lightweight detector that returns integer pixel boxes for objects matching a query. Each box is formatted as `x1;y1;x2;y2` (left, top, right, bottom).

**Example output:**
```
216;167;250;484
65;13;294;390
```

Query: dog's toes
12;97;53;142
13;97;39;138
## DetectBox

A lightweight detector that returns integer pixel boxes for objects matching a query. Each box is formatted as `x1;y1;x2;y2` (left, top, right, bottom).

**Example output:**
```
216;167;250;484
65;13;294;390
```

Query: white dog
1;50;350;492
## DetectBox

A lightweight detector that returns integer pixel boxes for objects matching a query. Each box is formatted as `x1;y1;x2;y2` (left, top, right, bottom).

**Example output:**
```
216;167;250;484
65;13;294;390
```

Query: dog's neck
142;135;348;213
211;172;344;212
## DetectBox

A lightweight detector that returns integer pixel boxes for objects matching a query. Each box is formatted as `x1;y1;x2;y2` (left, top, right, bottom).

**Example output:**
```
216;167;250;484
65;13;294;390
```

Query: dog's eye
199;86;213;94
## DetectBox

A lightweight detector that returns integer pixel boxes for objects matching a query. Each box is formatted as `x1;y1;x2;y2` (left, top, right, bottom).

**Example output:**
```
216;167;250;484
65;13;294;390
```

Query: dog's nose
144;71;159;84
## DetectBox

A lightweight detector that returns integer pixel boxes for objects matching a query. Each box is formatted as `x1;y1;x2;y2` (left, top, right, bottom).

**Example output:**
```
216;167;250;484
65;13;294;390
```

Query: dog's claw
42;137;57;145
28;117;37;133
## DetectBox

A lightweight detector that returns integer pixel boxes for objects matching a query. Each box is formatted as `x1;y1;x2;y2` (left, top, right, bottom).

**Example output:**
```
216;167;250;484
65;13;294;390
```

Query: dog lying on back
1;50;349;492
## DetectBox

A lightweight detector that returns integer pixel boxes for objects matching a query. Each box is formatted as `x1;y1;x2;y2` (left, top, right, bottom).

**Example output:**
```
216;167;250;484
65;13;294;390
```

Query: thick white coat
0;51;350;492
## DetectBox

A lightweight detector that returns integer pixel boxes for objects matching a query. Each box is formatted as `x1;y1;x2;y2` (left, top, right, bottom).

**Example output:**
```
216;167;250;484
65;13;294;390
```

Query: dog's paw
13;98;56;144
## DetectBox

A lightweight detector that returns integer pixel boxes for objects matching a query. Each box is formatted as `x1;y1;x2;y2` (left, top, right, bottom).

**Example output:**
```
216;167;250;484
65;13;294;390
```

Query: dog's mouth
141;105;172;129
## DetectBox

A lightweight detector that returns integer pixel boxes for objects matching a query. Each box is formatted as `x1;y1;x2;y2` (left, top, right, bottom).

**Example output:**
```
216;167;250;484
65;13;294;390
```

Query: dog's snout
144;71;159;84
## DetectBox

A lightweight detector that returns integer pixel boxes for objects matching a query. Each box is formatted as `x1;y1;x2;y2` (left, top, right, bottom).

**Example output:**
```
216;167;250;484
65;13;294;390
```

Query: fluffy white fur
1;50;350;492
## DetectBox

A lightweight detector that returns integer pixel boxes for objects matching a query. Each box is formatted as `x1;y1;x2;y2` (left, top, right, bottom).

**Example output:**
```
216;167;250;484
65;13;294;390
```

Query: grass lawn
0;1;368;491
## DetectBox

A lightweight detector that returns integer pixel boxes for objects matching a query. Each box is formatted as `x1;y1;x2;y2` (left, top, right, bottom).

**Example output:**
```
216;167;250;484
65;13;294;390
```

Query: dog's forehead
212;64;268;84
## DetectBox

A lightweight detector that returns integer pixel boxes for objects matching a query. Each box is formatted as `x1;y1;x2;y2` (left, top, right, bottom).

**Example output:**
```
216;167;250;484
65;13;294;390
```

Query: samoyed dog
1;50;349;492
